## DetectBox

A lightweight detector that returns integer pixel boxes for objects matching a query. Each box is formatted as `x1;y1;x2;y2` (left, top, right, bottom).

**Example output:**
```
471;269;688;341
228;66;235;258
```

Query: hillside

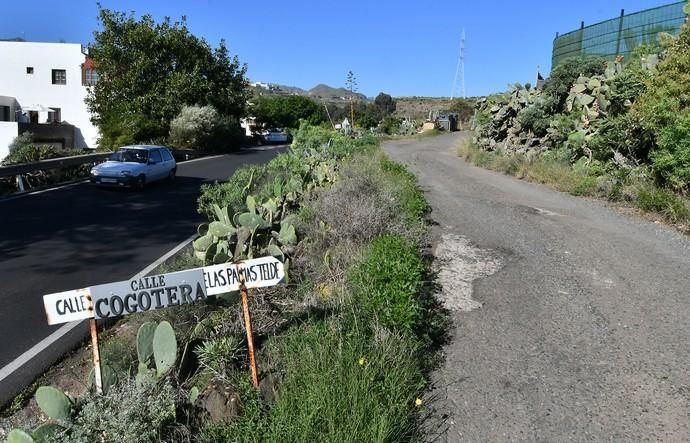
250;81;367;102
308;84;367;101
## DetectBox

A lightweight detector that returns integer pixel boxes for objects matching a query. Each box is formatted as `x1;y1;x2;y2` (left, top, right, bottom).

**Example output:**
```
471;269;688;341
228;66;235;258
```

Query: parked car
90;145;177;189
261;128;291;144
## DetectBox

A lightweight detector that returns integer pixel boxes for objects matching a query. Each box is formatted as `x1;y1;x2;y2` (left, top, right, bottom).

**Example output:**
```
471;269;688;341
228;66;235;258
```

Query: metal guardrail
0;152;112;193
0;149;214;193
0;152;112;178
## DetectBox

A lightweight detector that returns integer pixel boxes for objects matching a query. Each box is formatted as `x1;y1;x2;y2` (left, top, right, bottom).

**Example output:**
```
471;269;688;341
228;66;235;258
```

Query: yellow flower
415;398;423;407
358;357;366;366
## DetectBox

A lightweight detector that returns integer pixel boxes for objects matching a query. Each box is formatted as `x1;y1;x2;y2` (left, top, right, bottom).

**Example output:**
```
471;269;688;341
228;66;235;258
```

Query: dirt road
384;133;690;442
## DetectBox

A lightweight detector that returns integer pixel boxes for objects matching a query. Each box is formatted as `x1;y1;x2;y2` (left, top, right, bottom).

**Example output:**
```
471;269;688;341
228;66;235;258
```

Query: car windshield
110;149;148;163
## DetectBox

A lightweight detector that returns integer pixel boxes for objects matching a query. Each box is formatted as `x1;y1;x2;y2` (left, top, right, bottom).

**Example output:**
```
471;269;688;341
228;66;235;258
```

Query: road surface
0;146;284;405
384;133;690;442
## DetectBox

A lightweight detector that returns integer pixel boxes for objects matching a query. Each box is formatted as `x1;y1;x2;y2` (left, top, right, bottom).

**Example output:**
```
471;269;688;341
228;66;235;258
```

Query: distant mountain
0;37;26;42
308;84;367;101
250;81;368;102
272;84;308;95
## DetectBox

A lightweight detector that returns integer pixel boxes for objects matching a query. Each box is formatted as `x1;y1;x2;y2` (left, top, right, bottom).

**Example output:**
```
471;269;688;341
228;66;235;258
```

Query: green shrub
651;114;690;190
197;165;261;218
169;105;243;151
349;235;425;333
8;132;34;153
251;95;324;129
544;56;606;112
637;185;690;223
380;116;402;134
633;20;690;190
65;381;176;443
517;96;556;137
589;113;654;163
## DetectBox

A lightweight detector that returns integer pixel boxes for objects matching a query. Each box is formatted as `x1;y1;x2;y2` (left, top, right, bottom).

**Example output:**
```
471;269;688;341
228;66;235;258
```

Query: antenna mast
451;29;466;99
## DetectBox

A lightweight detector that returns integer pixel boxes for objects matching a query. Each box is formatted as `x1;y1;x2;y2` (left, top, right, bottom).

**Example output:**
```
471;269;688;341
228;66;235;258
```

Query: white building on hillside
0;41;99;160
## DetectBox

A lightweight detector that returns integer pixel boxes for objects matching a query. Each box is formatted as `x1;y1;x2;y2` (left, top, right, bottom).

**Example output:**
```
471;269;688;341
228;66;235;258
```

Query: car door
148;149;165;181
161;148;175;175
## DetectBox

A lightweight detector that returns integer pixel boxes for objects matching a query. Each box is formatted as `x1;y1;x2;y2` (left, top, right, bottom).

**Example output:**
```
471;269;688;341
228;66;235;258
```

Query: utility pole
451;29;466;99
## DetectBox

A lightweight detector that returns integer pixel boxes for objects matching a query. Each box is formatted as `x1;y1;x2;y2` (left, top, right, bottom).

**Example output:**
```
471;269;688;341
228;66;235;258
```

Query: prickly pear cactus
7;429;35;443
31;423;65;441
137;321;157;365
87;363;118;394
35;386;72;422
153;321;178;377
566;74;614;125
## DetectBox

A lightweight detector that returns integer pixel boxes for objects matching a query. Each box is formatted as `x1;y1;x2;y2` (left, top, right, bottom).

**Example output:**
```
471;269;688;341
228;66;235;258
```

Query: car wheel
168;168;176;182
135;175;146;190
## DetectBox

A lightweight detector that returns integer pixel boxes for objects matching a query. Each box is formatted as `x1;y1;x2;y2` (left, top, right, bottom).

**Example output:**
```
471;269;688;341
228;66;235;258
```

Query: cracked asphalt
384;133;690;442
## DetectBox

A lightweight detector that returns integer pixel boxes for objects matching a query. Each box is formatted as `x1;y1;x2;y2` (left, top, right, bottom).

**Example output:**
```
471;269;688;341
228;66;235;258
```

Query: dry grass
458;139;690;231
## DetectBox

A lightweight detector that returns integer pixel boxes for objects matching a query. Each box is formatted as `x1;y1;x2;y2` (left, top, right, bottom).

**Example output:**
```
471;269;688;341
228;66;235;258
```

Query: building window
52;69;66;85
26;67;34;74
48;108;61;123
0;106;10;122
84;68;99;86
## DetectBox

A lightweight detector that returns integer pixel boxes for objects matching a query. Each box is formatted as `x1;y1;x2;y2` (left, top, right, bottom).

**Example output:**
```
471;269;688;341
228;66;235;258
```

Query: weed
207;318;424;443
459;140;690;228
349;235;425;333
637;186;690;223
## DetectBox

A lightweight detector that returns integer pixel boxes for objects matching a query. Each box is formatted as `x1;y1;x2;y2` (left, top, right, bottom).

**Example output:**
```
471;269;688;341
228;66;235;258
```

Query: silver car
90;145;177;189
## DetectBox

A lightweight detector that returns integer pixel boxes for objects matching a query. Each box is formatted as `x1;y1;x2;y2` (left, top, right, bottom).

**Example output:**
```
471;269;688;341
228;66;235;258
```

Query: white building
0;41;99;160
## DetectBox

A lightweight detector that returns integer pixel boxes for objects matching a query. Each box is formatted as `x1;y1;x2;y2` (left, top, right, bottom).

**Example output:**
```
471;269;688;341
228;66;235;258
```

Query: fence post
615;9;625;57
578;21;585;57
16;175;25;192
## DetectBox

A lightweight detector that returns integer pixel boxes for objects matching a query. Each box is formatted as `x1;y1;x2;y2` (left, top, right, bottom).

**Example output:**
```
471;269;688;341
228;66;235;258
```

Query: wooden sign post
42;256;286;393
89;318;103;394
237;263;259;388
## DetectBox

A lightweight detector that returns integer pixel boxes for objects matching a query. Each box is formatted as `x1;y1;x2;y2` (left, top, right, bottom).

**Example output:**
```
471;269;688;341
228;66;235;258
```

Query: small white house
0;41;100;160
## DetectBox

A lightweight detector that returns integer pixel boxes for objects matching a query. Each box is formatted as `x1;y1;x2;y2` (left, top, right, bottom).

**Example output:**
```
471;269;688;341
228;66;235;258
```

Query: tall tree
87;7;248;149
373;92;396;116
252;96;324;129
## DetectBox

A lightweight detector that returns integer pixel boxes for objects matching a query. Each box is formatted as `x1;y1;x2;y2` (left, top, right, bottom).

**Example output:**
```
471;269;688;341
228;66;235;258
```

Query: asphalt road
384;133;690;442
0;146;284;403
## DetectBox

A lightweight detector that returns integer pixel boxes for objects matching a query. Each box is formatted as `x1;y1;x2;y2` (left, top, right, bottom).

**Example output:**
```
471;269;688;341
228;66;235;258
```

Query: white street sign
43;288;93;325
42;257;285;325
90;268;208;320
203;256;285;295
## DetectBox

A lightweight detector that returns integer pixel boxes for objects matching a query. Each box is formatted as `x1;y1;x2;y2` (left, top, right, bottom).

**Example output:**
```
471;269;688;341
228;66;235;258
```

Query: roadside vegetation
87;7;248;152
4;124;446;442
0;133;91;194
464;3;690;232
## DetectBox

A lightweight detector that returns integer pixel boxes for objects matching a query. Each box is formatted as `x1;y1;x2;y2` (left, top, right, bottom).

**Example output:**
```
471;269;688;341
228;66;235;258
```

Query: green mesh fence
552;1;687;68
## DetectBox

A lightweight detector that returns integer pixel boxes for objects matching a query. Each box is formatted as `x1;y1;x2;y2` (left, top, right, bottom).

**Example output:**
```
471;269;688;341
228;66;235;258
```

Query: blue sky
1;0;680;97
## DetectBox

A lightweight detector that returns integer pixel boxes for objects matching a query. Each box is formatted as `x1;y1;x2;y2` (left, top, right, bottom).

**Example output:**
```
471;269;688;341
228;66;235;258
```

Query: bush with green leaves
87;7;248;150
63;381;177;443
631;18;690;190
251;95;324;129
169;104;243;151
349;235;425;333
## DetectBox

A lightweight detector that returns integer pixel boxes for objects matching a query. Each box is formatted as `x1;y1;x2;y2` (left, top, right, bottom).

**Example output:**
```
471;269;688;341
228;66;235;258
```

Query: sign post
89;317;103;394
237;263;259;389
42;256;285;392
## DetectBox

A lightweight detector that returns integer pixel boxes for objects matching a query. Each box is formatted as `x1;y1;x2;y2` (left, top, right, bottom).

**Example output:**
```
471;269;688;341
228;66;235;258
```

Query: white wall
0;42;99;150
0;122;18;160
